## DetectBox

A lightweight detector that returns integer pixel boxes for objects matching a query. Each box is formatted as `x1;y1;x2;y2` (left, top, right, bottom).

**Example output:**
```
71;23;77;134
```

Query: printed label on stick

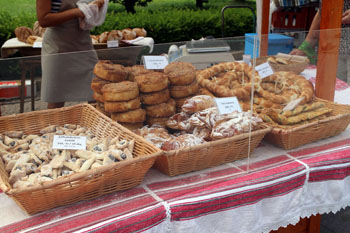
52;135;86;150
215;97;242;115
143;56;169;69
255;62;274;78
107;40;119;48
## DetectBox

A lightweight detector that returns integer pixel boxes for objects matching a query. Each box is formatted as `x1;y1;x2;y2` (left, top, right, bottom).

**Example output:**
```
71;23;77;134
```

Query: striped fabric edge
307;162;350;183
168;169;307;221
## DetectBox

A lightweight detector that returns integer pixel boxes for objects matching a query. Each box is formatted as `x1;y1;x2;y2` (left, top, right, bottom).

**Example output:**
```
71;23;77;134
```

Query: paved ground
0;96;350;232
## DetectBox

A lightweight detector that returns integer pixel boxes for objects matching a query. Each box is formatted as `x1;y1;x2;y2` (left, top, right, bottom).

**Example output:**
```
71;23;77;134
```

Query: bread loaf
132;28;147;37
14;26;33;43
122;28;136;40
107;30;123;41
33;21;46;37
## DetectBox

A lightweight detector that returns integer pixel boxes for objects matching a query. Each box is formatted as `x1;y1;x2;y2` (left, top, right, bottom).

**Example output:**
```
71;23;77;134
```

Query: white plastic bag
77;0;109;30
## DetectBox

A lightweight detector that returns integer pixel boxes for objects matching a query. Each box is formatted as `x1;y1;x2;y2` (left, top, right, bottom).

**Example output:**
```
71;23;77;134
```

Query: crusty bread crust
140;88;170;105
135;72;169;93
104;97;141;113
111;108;146;123
144;98;176;117
164;62;196;85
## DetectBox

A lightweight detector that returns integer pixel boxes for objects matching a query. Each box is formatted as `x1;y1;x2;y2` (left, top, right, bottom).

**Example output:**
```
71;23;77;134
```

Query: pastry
98;31;109;43
90;35;99;44
127;65;153;81
174;96;193;110
122;28;137;40
25;35;42;45
91;76;111;94
135;125;173;148
135;72;169;93
132;28;147;37
14;26;34;43
161;134;206;151
169;80;199;98
33;21;46;37
198;88;215;97
94;60;128;82
146;116;169;127
164;62;196;85
101;81;139;101
144;98;176;117
104;97;141;113
140;88;170;105
111;108;146;123
181;95;215;114
93;91;104;102
166;112;192;131
107;30;123;41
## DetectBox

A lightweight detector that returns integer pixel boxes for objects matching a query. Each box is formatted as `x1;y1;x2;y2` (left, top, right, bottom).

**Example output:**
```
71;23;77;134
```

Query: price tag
52;135;86;150
107;40;119;48
143;56;169;70
32;41;42;48
255;62;274;78
215;97;242;115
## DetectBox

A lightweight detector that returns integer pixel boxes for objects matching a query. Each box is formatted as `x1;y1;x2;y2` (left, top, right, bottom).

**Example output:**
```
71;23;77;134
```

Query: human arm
342;10;350;24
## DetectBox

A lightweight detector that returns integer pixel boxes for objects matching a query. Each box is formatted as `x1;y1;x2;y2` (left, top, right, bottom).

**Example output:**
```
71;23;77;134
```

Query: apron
41;0;98;102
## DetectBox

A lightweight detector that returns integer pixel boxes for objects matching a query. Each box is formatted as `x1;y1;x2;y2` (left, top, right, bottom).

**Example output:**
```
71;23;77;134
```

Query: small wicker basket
264;98;350;150
254;55;309;74
154;125;271;176
0;104;161;215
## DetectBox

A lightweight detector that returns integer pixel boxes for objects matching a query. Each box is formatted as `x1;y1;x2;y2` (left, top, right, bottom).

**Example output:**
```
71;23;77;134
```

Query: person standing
37;0;104;109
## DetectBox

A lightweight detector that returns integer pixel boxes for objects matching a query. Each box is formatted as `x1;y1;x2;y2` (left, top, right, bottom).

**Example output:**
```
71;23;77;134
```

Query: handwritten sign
215;97;242;115
255;62;274;78
32;41;42;48
107;40;119;48
52;135;86;150
143;56;169;70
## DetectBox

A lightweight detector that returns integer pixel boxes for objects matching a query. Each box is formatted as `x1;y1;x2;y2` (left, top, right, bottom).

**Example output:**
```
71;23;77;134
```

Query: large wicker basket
154;125;271;176
264;98;350;150
0;104;161;215
254;55;309;74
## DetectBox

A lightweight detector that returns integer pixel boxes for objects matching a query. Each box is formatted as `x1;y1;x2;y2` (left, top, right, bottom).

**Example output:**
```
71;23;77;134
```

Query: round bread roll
140;88;170;105
107;30;123;41
127;65;153;81
104;97;141;113
120;122;144;131
14;26;34;43
132;28;147;37
122;28;136;40
91;76;112;94
144;98;176;117
25;35;41;45
111;108;146;123
102;81;139;101
174;95;193;109
164;62;196;85
146;116;169;127
93;91;104;102
94;61;128;82
33;21;46;37
169;80;199;98
98;31;109;43
135;72;169;93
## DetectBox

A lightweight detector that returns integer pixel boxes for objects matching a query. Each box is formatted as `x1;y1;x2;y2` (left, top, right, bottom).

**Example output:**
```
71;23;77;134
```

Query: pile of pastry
14;21;45;45
135;95;263;151
0;124;135;189
91;28;147;44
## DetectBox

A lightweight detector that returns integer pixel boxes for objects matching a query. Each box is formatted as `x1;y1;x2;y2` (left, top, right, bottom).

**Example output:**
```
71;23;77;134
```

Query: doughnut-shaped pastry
93;91;104;102
140;88;170;105
91;76;111;94
94;60;128;82
104;97;141;113
127;65;153;81
164;62;196;85
101;81;139;102
144;98;176;117
111;108;146;123
169;80;199;98
135;72;169;93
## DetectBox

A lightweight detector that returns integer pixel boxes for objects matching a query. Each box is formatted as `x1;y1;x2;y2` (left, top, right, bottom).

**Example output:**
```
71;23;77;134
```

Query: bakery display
91;27;148;44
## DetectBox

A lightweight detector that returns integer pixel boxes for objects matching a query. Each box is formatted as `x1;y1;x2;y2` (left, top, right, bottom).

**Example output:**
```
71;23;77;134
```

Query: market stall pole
315;0;344;101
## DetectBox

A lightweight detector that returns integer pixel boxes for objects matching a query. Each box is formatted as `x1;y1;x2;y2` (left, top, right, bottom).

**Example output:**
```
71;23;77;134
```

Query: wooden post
315;0;344;101
260;0;270;56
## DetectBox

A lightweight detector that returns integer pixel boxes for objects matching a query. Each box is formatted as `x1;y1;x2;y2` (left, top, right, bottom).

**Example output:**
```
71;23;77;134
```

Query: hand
342;10;350;24
89;0;105;9
290;48;306;56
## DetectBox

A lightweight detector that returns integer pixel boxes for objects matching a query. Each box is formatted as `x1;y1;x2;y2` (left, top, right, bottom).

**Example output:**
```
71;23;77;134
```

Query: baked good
198;88;215;97
15;26;34;43
181;95;215;114
135;72;169;93
111;108;146;123
144;98;176;117
127;65;153;81
107;30;123;41
93;91;104;102
101;81;139;101
90;35;99;44
104;97;141;113
122;28;137;40
169;80;199;98
164;62;196;85
96;102;110;116
135;125;173;148
161;134;206;151
25;35;42;45
132;28;147;37
166;112;192;131
33;21;46;37
120;122;144;131
98;31;109;43
91;76;111;94
94;61;128;82
140;88;170;105
174;95;193;110
146;116;169;127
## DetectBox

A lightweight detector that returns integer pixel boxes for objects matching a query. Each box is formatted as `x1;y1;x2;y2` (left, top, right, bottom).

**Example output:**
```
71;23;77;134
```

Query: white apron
41;0;98;102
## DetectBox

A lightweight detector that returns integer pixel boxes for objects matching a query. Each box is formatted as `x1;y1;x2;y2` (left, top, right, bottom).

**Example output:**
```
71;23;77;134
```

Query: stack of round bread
134;71;175;127
164;62;199;112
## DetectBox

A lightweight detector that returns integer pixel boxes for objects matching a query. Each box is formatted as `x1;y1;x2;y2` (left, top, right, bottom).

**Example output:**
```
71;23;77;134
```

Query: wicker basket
154;125;271;176
0;104;161;215
264;98;350;150
254;56;309;74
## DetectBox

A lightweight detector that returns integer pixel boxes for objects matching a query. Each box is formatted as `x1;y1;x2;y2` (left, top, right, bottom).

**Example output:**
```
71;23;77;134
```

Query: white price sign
52;135;86;150
143;56;169;70
255;62;274;78
107;40;119;48
215;97;242;115
32;41;42;48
